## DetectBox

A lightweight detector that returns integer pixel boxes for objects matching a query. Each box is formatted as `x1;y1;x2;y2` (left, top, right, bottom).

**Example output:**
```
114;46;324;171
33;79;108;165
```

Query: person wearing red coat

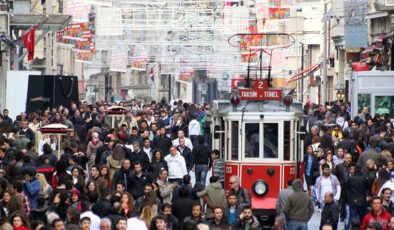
362;197;391;230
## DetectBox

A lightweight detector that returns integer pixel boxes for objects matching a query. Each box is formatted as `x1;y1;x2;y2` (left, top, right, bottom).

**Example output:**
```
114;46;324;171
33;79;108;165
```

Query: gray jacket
197;182;226;218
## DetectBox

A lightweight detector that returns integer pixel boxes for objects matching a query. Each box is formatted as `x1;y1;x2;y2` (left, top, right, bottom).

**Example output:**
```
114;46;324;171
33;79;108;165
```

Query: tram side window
264;123;278;158
284;121;291;161
231;121;239;160
245;123;260;158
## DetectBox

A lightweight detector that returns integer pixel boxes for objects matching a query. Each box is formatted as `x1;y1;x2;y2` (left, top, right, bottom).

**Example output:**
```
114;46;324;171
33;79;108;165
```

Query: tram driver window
263;123;278;158
245;123;260;158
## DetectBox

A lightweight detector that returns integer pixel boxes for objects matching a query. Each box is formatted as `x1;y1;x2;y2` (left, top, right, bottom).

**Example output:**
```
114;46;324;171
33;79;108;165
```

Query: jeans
195;164;208;186
349;205;367;224
288;220;308;230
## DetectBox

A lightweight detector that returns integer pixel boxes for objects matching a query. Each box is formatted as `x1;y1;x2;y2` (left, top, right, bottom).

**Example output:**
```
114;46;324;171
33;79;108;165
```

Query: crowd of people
275;101;394;230
0;99;261;230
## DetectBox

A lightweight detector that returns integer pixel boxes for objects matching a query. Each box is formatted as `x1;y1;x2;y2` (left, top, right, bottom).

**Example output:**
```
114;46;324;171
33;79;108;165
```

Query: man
229;175;252;209
276;179;294;218
320;192;339;230
382;188;394;215
164;146;187;185
128;142;150;171
20;120;35;144
333;147;345;166
142;138;153;162
99;218;112;230
362;197;391;230
315;163;341;208
156;168;176;204
154;215;168;230
389;216;394;230
52;218;65;230
223;193;242;227
80;217;91;230
197;176;226;220
188;115;202;147
347;164;370;223
116;218;127;230
162;203;179;230
91;188;112;218
134;183;162;214
284;179;314;230
89;165;100;181
152;127;172;156
192;136;210;186
0;109;12;130
211;149;225;187
172;130;193;150
112;159;133;192
172;187;194;227
176;137;193;172
183;203;207;226
23;167;40;209
357;136;381;169
130;161;150;199
235;206;261;230
115;181;126;194
334;153;352;221
207;207;229;229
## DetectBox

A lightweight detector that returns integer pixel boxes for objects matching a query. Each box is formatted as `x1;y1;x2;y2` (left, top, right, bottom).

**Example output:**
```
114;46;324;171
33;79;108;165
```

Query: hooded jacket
164;151;187;179
24;178;40;209
197;182;226;219
361;208;391;230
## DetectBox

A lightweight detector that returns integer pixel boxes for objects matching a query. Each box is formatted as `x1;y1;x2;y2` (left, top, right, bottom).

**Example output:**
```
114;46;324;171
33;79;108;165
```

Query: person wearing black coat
91;188;112;218
111;159;133;193
176;142;193;172
150;149;168;181
152;127;172;156
320;192;339;230
192;137;211;186
127;142;150;172
347;164;370;223
172;187;194;229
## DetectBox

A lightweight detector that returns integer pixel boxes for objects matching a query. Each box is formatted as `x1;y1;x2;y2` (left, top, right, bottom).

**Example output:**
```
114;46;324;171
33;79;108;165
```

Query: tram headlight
252;180;269;197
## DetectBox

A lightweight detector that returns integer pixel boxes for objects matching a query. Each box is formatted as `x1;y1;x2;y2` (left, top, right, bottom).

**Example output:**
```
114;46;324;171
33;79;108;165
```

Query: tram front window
264;123;278;158
245;123;260;158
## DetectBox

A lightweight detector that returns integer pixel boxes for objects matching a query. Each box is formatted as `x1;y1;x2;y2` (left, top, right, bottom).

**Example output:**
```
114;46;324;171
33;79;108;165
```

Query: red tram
211;32;306;226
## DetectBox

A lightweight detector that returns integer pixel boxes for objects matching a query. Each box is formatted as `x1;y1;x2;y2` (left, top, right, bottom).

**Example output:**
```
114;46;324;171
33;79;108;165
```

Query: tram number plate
290;167;296;175
225;167;232;173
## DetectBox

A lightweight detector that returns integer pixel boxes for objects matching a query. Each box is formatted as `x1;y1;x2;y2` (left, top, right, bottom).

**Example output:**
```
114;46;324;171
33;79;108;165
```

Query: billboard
56;22;95;63
344;0;368;48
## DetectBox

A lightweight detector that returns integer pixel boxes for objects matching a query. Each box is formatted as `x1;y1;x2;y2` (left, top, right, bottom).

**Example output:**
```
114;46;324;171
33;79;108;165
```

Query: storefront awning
287;64;320;82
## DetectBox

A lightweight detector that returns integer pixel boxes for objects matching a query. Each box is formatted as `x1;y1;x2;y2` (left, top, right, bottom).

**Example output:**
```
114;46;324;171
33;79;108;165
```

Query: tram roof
216;100;303;116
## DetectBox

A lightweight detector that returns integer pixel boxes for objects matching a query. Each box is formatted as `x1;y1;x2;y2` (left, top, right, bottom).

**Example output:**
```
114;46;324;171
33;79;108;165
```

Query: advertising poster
268;8;290;19
64;0;91;22
56;22;95;63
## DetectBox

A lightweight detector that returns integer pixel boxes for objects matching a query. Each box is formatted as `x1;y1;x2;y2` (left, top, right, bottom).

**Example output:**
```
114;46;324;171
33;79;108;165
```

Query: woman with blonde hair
139;206;153;228
36;173;53;200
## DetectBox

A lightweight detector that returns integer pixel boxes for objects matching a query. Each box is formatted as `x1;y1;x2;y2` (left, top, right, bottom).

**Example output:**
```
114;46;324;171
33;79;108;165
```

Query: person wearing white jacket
189;116;202;147
165;146;188;185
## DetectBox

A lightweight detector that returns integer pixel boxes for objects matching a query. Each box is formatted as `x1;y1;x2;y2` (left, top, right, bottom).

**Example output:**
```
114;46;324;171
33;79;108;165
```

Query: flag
21;28;36;61
148;66;154;82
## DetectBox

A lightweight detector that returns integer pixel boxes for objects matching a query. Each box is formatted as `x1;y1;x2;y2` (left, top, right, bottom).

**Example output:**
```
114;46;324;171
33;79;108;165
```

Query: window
245;123;260;158
284;121;291;161
358;94;371;114
231;121;239;160
263;123;278;158
375;96;394;117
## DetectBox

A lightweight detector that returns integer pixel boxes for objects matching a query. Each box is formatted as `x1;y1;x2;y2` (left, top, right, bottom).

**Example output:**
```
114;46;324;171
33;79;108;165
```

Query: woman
320;150;335;173
36;173;53;200
70;189;82;211
53;191;69;221
371;168;390;197
84;180;99;204
363;159;378;192
10;212;29;230
86;132;103;169
99;165;112;190
120;192;135;218
304;145;319;190
71;166;85;194
150;149;168;181
1;191;11;217
140;206;154;229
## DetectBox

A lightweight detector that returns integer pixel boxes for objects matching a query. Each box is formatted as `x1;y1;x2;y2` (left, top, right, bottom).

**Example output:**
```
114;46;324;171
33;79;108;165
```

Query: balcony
375;0;394;11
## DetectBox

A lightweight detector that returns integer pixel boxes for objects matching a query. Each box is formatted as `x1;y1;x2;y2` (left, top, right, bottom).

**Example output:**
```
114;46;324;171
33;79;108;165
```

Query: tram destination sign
238;80;282;101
